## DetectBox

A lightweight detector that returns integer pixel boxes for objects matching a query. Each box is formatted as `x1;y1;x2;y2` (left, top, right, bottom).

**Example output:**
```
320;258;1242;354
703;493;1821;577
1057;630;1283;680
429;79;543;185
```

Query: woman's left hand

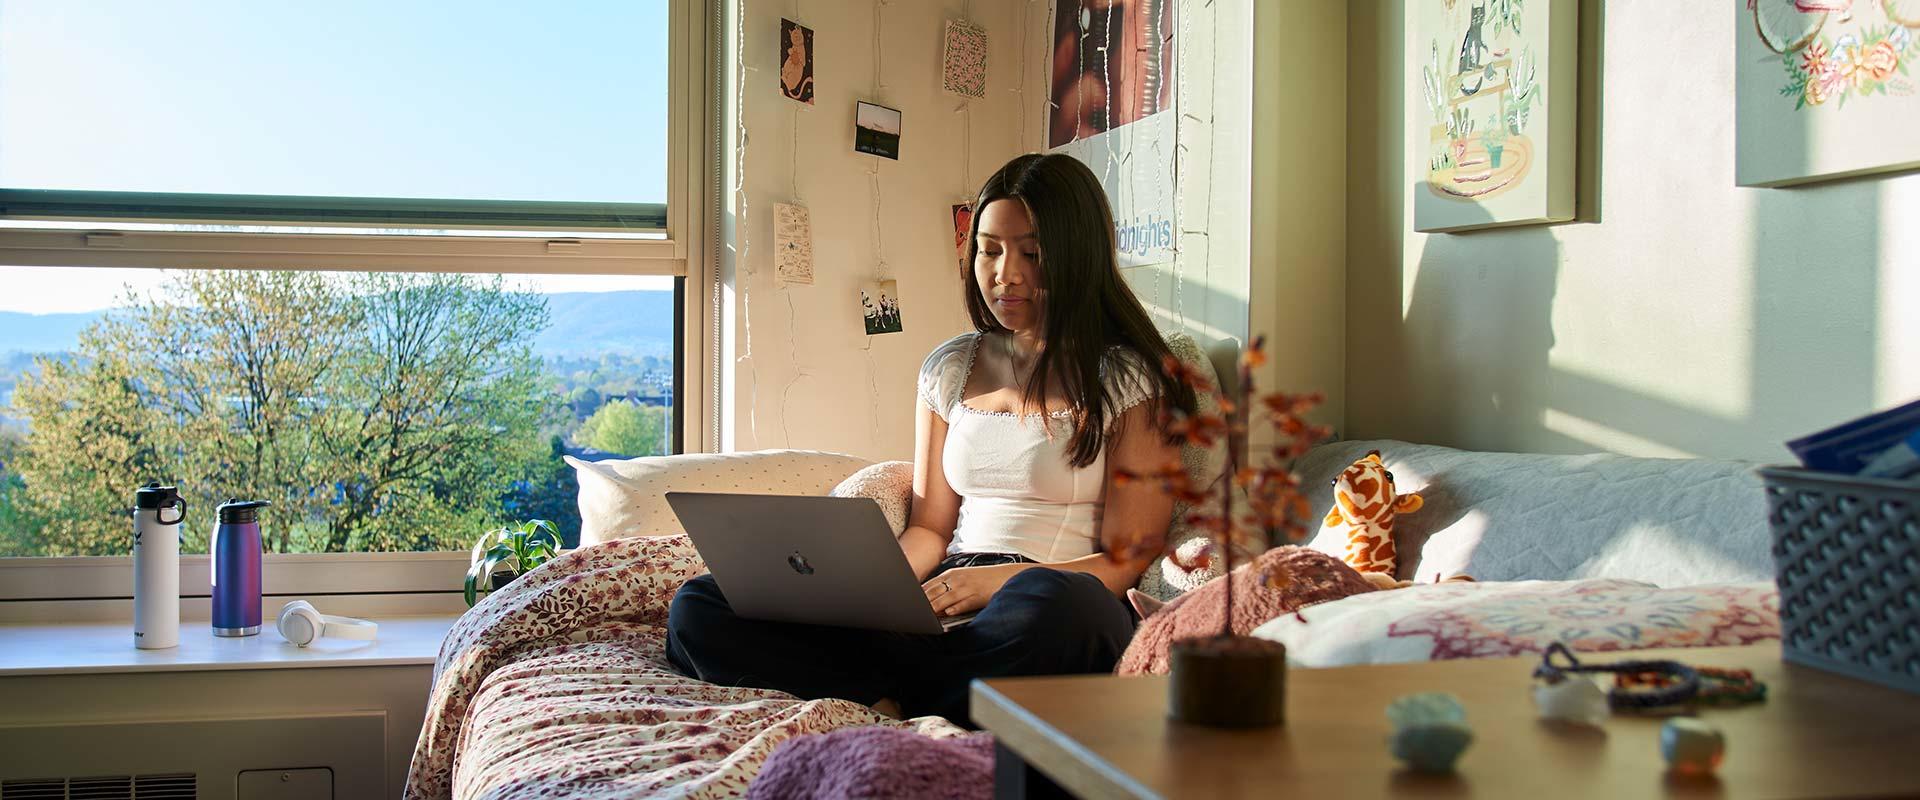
923;564;1033;617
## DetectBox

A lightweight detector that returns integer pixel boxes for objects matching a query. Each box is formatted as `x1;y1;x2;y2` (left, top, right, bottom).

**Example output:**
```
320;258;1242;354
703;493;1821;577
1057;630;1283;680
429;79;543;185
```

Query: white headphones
275;600;378;647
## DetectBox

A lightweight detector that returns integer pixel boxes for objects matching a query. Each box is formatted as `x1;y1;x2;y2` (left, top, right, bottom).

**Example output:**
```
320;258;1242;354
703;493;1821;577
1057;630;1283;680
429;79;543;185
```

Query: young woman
665;153;1196;724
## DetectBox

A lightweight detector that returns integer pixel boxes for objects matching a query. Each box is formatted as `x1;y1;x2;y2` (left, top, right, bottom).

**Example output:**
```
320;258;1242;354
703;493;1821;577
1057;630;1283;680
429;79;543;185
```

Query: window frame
0;0;718;614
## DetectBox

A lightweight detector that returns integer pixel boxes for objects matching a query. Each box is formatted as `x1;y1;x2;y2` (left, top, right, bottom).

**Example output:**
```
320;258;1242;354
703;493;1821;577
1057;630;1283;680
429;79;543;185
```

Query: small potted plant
1113;336;1329;727
464;519;563;607
1480;123;1507;168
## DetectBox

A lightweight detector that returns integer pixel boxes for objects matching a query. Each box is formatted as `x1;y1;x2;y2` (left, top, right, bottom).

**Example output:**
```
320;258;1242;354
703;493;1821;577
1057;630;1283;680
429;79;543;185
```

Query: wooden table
972;644;1920;799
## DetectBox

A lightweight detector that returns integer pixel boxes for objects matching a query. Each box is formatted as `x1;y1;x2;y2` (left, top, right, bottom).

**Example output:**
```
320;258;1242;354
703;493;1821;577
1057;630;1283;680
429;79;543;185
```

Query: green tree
9;271;560;555
575;400;667;457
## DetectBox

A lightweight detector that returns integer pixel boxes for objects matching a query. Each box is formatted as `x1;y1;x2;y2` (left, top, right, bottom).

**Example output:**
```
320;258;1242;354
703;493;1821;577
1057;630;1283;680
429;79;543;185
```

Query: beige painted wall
1250;1;1346;433
722;0;1030;459
1346;1;1920;462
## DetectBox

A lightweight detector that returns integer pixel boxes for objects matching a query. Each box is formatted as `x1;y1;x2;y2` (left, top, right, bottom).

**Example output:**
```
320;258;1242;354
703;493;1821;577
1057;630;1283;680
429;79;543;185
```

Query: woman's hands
923;563;1034;617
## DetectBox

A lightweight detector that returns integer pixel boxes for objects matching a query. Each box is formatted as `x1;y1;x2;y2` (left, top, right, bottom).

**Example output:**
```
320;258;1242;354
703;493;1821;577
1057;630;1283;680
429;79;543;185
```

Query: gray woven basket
1760;466;1920;694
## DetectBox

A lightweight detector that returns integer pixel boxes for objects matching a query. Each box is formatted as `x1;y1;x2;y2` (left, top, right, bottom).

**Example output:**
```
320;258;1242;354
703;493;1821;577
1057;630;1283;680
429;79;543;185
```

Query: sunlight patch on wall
1880;179;1920;407
1542;408;1697;459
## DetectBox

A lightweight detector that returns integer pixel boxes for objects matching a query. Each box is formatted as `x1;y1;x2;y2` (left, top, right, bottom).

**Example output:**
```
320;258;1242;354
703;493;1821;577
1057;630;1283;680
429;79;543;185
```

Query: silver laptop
665;492;972;635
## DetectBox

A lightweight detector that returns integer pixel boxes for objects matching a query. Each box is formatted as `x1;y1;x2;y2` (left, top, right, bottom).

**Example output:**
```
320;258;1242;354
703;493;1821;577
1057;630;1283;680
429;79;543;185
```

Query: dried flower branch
1111;336;1329;638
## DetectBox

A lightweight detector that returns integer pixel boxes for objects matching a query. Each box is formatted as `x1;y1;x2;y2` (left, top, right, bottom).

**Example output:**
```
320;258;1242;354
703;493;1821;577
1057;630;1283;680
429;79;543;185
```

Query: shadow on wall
1397;191;1574;453
1397;116;1885;460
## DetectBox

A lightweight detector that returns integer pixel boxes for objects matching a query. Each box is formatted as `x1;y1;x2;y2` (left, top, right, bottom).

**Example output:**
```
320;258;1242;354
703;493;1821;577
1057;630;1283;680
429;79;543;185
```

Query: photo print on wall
943;19;989;99
951;203;974;267
780;18;814;105
773;202;814;285
854;101;902;159
860;279;904;335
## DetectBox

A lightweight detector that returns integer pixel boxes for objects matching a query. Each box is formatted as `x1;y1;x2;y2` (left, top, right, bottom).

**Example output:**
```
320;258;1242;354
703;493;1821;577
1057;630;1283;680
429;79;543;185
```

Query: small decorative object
1532;671;1610;725
853;101;902;160
1529;641;1777;716
1321;451;1425;590
1386;692;1474;773
465;519;562;607
1660;717;1727;775
858;279;903;335
1112;336;1332;727
778;18;815;105
941;19;989;99
1413;0;1577;232
773;203;815;286
1737;0;1920;187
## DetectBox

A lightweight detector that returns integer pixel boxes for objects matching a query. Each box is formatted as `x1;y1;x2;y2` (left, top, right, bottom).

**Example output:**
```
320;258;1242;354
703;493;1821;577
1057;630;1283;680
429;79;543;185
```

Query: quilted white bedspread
1295;440;1775;587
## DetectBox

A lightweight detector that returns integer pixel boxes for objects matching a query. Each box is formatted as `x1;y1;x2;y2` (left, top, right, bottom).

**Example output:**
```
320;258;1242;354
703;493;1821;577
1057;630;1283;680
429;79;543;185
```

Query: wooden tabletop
972;644;1920;800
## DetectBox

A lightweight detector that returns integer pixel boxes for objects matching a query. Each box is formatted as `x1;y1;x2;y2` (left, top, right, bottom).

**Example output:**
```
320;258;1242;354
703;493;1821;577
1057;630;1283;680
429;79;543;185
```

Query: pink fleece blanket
748;728;996;800
1117;546;1379;675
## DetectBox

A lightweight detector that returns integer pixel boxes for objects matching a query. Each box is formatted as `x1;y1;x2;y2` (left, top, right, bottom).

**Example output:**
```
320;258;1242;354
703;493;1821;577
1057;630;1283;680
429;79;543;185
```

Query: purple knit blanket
747;727;996;800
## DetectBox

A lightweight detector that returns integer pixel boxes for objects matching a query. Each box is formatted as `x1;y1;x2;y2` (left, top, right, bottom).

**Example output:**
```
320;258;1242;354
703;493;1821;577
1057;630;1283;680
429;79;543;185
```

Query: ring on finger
940;579;952;594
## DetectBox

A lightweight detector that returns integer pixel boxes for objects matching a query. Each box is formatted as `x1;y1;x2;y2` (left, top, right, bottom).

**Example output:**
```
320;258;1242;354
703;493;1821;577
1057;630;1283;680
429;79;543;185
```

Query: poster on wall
943;19;989;99
1735;0;1920;187
1048;0;1176;268
779;18;814;105
1412;0;1577;233
773;202;815;285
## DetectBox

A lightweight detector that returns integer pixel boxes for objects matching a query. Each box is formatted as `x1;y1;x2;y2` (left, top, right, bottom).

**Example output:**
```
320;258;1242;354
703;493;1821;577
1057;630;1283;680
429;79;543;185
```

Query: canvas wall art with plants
1414;0;1577;232
1737;0;1920;186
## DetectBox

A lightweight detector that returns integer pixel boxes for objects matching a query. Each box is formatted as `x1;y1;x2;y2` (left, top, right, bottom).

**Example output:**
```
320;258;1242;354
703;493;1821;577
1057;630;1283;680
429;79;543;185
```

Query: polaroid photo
860;279;904;335
773;202;815;285
854;101;902;160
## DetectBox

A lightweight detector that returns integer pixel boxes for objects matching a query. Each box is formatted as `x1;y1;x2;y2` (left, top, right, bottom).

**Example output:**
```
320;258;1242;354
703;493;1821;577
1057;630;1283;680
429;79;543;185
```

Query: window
0;1;713;601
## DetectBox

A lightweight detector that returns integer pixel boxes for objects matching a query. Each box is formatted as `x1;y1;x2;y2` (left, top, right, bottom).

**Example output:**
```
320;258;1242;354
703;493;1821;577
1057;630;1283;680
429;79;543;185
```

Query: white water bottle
132;483;185;650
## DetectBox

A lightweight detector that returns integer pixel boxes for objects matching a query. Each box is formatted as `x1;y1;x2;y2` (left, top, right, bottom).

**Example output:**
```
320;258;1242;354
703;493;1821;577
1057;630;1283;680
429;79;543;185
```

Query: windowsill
0;615;461;677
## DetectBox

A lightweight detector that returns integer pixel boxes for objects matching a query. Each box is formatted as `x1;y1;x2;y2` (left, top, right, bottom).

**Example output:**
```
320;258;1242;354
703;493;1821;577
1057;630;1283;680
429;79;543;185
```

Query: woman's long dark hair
963;153;1197;468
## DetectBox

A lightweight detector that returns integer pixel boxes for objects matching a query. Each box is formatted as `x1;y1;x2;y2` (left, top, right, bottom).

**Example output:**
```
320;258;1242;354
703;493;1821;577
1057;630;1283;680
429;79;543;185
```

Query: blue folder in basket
1786;397;1920;474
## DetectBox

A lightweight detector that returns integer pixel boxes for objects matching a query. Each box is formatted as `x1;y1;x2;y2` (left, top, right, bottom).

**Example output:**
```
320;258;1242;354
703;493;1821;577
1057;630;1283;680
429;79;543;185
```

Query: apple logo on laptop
787;550;815;575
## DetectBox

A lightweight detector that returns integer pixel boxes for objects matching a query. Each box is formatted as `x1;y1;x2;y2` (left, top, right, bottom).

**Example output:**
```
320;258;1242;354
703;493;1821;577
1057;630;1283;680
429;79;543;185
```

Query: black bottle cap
216;499;271;524
134;482;182;510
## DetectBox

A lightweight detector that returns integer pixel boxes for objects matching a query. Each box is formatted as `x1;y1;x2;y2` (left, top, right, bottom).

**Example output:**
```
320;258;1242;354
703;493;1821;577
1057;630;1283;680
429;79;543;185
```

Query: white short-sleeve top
917;332;1158;562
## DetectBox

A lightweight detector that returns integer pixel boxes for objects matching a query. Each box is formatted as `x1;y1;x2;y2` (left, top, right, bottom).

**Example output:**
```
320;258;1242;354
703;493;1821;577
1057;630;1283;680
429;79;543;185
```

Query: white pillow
829;460;914;537
568;449;873;546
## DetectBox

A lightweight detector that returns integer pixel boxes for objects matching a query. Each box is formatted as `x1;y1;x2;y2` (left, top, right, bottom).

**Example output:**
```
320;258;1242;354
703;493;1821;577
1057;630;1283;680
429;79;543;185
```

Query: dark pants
664;552;1136;725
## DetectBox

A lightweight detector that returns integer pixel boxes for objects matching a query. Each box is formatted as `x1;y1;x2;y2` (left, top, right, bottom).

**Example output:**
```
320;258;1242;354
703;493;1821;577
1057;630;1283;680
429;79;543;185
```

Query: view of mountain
0;310;104;355
0;289;676;359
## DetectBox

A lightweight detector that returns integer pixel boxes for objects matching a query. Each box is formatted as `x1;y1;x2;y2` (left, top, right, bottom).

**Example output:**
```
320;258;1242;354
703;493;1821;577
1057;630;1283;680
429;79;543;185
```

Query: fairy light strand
734;0;761;446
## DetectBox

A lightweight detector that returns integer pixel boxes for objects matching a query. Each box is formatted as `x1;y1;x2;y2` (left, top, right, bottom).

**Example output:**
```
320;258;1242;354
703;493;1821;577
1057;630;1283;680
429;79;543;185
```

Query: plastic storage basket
1760;466;1920;694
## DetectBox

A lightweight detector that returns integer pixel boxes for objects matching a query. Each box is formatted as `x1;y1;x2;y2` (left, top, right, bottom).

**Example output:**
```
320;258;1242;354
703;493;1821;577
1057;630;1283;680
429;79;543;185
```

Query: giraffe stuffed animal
1324;451;1424;590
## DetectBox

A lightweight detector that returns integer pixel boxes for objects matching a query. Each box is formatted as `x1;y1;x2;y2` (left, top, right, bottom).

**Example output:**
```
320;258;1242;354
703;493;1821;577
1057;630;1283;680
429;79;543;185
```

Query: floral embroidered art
1780;24;1918;108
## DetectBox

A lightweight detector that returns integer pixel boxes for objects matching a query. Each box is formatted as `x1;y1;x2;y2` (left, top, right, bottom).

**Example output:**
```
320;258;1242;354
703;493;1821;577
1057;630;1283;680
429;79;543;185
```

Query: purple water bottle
211;499;270;637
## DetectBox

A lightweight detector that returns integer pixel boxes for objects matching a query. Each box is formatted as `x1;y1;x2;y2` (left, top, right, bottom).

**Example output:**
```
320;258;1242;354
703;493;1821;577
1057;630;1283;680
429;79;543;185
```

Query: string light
734;0;761;446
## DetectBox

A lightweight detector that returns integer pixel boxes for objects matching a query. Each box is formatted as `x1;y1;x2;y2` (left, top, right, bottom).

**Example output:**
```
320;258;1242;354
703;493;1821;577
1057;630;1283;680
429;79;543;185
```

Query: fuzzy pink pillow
829;460;914;537
1116;546;1379;676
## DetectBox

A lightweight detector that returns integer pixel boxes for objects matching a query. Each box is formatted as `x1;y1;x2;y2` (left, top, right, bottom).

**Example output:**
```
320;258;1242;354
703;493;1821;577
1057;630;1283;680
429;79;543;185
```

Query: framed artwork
1413;0;1577;233
1736;1;1920;187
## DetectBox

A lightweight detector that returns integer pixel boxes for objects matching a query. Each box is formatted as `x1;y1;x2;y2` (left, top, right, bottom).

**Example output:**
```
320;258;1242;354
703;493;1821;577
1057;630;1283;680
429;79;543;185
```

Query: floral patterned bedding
1249;579;1781;668
405;535;966;800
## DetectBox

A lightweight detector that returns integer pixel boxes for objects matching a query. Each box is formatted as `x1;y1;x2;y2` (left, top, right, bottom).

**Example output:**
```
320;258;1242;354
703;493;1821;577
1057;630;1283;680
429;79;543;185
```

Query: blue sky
0;1;668;202
0;1;672;312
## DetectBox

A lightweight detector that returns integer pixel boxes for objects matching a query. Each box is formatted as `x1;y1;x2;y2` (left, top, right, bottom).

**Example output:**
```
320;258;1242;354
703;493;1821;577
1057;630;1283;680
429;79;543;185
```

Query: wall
722;0;1030;458
1346;2;1920;462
